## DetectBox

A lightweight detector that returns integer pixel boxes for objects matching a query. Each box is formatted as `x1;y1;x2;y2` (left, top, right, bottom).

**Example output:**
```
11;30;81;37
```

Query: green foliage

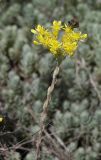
0;0;101;159
8;151;21;160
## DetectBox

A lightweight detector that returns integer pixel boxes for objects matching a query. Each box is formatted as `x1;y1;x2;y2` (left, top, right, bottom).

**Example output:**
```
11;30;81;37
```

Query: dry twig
43;129;72;160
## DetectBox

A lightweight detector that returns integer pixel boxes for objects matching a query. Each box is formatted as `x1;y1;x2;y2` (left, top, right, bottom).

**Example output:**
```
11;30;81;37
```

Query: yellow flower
51;20;63;38
63;42;78;56
31;29;37;34
33;40;39;45
64;25;72;33
0;117;3;122
80;34;87;39
31;25;47;35
63;25;87;42
31;20;87;58
49;39;61;55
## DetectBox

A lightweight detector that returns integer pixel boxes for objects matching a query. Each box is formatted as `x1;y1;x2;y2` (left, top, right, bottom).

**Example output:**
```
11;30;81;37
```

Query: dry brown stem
36;65;60;160
43;129;72;160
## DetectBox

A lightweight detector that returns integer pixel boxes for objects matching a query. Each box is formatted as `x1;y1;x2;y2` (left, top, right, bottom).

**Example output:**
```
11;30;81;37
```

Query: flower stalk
36;65;60;160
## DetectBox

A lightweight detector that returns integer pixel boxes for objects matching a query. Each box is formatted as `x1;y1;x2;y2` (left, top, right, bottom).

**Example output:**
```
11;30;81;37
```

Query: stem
36;65;60;160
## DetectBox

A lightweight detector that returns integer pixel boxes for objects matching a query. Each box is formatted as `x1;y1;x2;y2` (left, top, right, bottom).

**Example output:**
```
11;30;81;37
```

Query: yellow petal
33;40;39;45
53;20;61;25
0;117;3;122
81;34;87;39
31;29;37;34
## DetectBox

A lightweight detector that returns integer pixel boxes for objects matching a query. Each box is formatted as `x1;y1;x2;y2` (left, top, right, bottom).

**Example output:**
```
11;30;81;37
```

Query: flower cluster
31;21;87;57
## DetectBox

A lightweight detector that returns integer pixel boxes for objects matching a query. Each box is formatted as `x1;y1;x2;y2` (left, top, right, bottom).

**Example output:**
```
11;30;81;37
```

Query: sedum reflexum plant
31;20;87;159
31;20;87;57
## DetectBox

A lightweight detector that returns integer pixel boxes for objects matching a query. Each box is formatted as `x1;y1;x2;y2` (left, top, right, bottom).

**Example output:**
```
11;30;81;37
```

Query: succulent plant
0;0;101;160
